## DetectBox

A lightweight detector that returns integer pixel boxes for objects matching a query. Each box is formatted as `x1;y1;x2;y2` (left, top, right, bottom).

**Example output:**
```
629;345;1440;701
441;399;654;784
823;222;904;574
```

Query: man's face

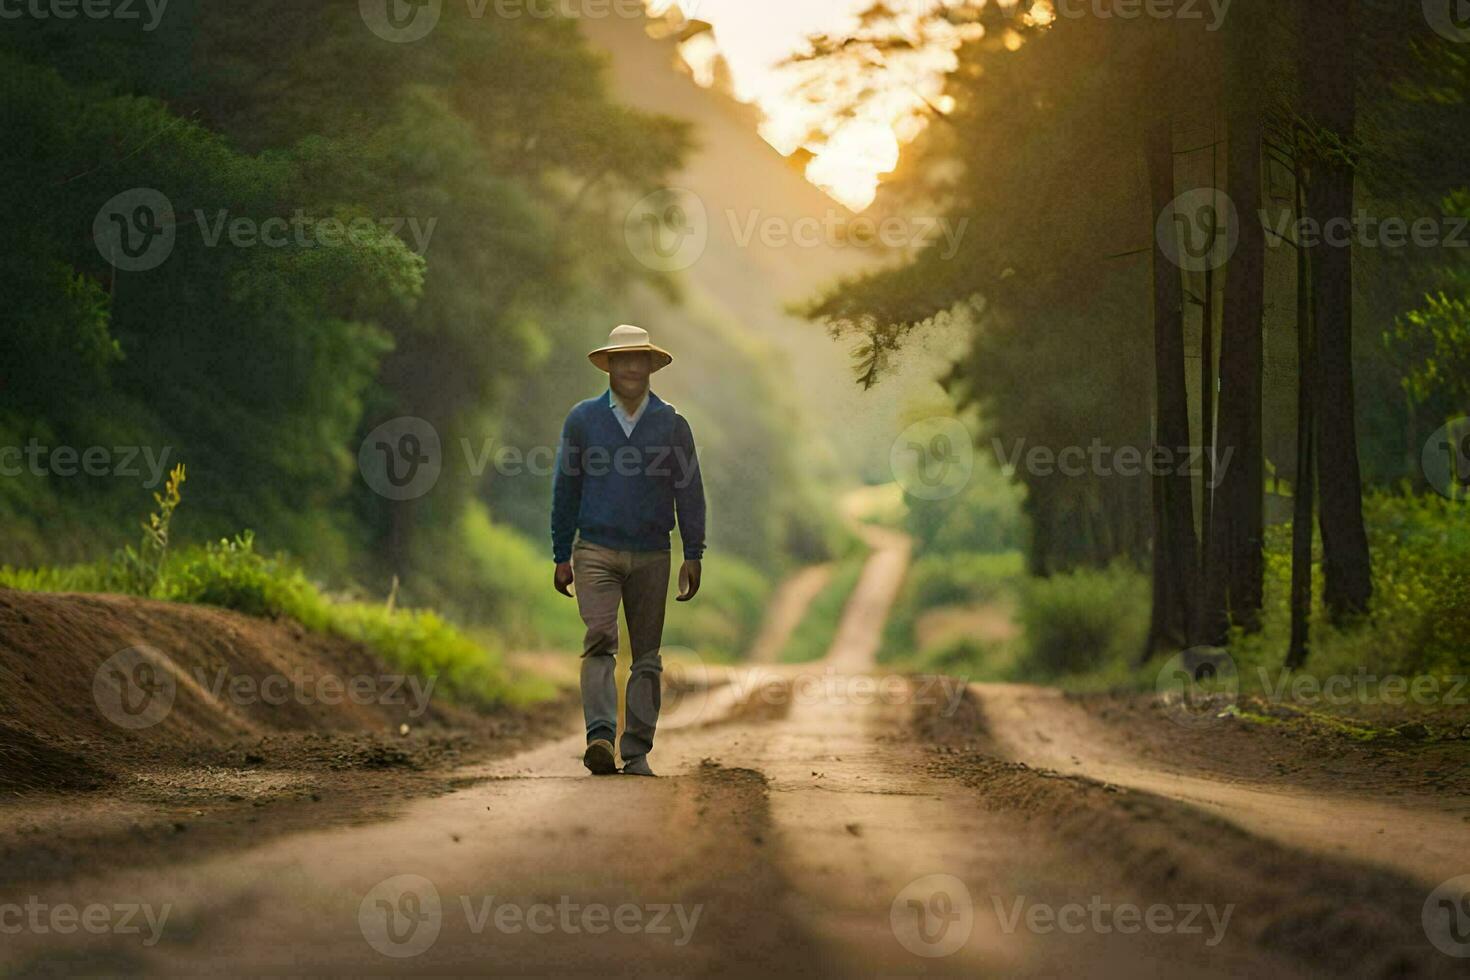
609;351;652;399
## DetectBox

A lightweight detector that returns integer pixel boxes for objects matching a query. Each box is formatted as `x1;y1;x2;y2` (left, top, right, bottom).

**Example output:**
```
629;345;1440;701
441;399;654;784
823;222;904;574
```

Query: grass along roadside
0;469;544;708
886;491;1468;732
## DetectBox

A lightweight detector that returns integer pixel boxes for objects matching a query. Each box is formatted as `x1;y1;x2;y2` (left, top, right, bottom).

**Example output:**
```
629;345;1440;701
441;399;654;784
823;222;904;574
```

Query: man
551;323;705;778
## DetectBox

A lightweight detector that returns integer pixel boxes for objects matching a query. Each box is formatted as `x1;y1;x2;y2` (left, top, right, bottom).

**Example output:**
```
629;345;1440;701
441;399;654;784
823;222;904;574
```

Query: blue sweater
550;391;706;563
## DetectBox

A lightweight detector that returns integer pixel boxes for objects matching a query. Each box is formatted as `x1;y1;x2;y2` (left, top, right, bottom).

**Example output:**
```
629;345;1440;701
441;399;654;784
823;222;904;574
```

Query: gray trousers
572;540;670;761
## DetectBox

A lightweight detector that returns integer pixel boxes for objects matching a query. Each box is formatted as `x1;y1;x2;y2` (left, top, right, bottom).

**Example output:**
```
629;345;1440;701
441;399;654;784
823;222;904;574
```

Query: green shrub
1229;489;1470;690
158;532;329;629
662;550;772;662
1015;565;1149;678
908;551;1025;609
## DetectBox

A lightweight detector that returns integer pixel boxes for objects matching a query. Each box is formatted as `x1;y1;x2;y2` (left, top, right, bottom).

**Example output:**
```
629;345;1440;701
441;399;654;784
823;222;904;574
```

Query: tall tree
1145;115;1201;653
1202;0;1267;641
1301;0;1372;620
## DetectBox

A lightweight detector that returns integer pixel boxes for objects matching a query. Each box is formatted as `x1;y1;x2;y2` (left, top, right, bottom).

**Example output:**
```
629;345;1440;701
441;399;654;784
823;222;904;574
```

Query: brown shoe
583;739;617;775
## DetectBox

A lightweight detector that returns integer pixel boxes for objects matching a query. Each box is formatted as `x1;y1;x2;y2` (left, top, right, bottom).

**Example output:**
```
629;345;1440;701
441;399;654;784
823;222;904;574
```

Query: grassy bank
892;490;1469;722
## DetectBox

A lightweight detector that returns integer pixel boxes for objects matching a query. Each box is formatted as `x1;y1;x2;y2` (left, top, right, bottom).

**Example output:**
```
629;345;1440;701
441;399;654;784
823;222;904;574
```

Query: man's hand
676;559;701;602
554;561;574;597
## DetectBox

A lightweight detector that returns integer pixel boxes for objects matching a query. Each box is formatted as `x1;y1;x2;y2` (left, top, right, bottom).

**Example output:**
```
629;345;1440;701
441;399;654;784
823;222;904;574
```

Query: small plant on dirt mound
113;463;186;596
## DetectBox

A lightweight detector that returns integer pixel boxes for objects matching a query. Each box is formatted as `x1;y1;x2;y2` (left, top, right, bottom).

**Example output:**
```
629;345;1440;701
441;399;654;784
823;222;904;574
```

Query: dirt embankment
918;683;1469;978
0;588;572;881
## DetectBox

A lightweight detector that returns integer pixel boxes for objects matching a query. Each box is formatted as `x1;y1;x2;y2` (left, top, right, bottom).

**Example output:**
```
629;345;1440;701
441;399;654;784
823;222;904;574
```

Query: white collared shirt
609;389;649;437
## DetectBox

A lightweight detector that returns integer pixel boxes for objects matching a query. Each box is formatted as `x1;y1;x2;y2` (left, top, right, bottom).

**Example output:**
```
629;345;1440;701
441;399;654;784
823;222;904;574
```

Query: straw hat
587;324;674;373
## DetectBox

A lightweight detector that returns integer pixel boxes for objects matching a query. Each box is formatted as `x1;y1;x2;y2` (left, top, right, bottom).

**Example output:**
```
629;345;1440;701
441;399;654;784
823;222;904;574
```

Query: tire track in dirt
919;685;1465;977
973;682;1470;889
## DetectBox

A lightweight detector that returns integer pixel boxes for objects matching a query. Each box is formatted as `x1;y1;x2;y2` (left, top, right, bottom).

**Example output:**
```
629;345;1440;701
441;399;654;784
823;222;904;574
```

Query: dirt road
3;532;1468;976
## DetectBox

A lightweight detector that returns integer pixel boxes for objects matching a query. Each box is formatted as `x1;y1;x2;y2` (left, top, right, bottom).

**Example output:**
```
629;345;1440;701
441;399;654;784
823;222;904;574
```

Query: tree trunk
1287;164;1315;670
1143;117;1200;658
1302;0;1372;620
1202;0;1267;642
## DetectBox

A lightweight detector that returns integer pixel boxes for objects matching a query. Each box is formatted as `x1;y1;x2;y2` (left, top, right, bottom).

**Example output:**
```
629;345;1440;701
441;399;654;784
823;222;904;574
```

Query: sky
648;0;975;211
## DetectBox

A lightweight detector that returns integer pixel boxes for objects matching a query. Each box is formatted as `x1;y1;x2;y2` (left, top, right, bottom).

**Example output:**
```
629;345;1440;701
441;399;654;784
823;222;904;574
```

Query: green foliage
662;551;772;663
901;455;1026;556
1228;491;1470;686
157;532;326;626
907;551;1025;609
1385;290;1470;409
1015;566;1151;679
